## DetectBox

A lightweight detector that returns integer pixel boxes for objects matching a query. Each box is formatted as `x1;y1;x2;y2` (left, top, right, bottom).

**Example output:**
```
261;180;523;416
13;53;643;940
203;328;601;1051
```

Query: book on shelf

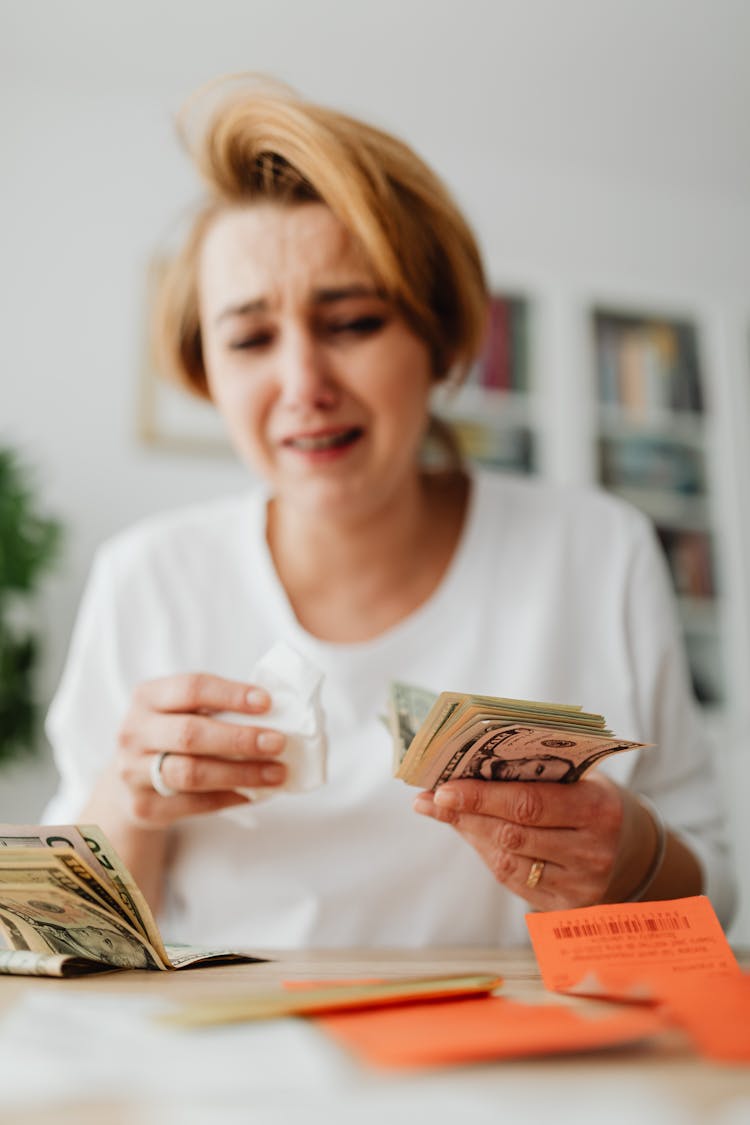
593;311;704;418
451;419;534;474
467;294;529;395
671;322;704;413
656;527;716;600
684;631;724;707
598;435;706;495
509;296;529;393
480;295;511;391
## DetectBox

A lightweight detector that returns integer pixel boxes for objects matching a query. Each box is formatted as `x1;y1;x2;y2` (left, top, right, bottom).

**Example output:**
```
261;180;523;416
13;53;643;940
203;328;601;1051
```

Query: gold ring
525;859;545;890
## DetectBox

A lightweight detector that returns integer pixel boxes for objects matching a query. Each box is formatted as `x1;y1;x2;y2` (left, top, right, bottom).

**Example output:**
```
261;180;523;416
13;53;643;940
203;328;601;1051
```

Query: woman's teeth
289;429;359;451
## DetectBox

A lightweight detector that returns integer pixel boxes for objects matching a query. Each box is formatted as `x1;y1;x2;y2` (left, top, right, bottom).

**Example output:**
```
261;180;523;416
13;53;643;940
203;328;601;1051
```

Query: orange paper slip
526;895;741;999
658;972;750;1064
317;994;666;1069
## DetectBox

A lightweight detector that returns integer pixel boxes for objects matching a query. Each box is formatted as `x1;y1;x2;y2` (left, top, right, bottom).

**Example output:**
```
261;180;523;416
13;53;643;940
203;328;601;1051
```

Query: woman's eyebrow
214;284;385;325
313;284;385;305
215;298;266;325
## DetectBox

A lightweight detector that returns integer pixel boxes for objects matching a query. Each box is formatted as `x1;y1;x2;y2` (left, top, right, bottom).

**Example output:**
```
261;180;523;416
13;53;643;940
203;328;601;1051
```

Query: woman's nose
277;330;338;409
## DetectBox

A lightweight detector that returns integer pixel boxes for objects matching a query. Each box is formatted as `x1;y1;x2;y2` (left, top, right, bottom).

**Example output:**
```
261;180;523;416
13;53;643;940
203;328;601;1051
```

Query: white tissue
218;642;327;822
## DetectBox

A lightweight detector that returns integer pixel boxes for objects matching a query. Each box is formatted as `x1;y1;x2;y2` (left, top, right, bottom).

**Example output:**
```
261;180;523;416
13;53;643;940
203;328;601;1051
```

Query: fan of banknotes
388;682;646;791
0;824;261;977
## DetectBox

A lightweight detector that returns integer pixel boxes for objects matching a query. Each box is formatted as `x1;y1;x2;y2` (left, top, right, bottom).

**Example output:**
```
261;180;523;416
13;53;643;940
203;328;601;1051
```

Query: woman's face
198;203;434;521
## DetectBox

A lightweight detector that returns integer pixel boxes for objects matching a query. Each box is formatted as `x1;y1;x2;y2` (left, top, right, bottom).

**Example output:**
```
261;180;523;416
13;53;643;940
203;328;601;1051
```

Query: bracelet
624;796;668;902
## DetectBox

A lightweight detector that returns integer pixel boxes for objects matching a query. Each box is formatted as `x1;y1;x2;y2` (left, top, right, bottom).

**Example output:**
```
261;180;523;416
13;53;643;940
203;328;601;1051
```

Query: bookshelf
590;308;724;707
435;293;537;475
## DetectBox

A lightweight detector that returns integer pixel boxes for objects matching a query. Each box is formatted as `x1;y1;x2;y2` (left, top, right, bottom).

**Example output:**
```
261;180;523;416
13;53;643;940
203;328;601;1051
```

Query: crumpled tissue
218;641;327;822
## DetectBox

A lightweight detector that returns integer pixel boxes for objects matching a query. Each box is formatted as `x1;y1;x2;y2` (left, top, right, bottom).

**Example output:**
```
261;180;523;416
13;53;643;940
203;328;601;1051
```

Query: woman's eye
228;332;273;351
328;315;385;337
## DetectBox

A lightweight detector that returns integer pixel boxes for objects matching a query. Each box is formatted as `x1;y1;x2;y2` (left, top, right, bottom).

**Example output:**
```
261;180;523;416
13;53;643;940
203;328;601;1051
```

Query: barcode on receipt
552;913;691;939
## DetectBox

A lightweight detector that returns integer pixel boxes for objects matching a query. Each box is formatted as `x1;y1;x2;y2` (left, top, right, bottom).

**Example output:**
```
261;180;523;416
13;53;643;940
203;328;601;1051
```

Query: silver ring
150;751;179;798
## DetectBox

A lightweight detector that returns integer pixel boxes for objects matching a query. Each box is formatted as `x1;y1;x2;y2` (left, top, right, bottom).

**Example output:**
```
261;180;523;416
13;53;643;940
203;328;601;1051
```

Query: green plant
0;447;63;767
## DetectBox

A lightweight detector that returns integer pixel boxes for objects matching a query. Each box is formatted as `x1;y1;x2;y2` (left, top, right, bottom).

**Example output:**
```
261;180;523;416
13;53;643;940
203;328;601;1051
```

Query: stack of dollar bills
389;683;646;791
0;824;261;977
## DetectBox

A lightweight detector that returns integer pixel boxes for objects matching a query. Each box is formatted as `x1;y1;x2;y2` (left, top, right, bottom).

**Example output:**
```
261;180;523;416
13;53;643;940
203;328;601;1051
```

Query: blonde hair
154;76;488;418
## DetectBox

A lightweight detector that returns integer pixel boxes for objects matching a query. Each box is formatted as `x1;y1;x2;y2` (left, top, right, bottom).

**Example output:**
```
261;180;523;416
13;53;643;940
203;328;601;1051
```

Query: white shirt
43;470;736;945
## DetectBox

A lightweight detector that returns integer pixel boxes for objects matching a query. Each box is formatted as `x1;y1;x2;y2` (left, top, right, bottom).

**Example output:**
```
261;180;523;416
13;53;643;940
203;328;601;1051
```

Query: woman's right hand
109;672;287;828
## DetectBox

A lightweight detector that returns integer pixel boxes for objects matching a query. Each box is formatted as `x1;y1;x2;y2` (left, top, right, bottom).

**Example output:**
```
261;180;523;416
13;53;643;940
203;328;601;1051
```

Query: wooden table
0;948;748;1124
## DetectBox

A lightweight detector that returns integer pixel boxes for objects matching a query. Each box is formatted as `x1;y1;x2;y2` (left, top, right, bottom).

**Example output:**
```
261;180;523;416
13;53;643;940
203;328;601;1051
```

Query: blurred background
1;0;749;941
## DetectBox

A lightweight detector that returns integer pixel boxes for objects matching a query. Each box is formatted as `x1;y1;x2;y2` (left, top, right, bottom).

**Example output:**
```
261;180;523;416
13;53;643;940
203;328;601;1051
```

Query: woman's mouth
283;427;364;454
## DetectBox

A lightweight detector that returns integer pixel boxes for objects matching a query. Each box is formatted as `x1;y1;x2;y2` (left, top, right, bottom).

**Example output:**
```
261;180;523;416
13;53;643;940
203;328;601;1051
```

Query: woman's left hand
413;773;651;909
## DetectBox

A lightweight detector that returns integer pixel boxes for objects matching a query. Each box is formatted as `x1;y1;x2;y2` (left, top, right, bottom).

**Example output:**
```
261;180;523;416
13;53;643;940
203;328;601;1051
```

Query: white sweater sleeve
624;517;736;927
42;546;131;824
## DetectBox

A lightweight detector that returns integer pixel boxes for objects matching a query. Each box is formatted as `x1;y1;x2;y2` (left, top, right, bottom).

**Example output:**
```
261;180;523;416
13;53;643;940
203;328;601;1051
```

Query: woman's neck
266;471;470;643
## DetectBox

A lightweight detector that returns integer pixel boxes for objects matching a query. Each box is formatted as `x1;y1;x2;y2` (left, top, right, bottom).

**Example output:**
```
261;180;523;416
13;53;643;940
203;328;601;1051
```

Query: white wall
2;0;749;939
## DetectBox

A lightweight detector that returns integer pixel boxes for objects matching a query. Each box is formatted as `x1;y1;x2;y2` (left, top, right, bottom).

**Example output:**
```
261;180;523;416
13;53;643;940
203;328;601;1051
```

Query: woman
43;78;735;948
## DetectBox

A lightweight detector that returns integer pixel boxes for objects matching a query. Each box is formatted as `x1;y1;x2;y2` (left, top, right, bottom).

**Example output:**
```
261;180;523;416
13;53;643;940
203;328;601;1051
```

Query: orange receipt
316;994;665;1069
526;895;750;1063
658;973;750;1064
525;895;741;1000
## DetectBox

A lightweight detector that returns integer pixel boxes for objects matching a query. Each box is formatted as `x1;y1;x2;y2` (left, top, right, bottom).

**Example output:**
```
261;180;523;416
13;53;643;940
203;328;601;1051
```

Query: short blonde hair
153;76;489;403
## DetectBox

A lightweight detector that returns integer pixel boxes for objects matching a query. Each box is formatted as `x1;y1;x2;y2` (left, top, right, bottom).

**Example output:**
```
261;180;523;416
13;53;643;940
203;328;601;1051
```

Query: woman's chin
275;476;380;524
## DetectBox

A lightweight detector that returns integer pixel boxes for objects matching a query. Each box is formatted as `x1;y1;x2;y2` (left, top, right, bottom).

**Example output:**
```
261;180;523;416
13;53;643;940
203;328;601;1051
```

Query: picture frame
135;257;232;456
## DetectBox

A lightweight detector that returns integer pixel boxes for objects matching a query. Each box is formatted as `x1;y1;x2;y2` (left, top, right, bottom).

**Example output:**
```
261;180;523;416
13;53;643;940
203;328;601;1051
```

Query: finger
430;777;612;830
129;752;286;795
452;816;613;885
126;787;258;829
415;791;572;866
120;711;285;761
441;809;582;865
133;673;272;716
416;791;563;896
413;792;612;904
425;775;623;874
